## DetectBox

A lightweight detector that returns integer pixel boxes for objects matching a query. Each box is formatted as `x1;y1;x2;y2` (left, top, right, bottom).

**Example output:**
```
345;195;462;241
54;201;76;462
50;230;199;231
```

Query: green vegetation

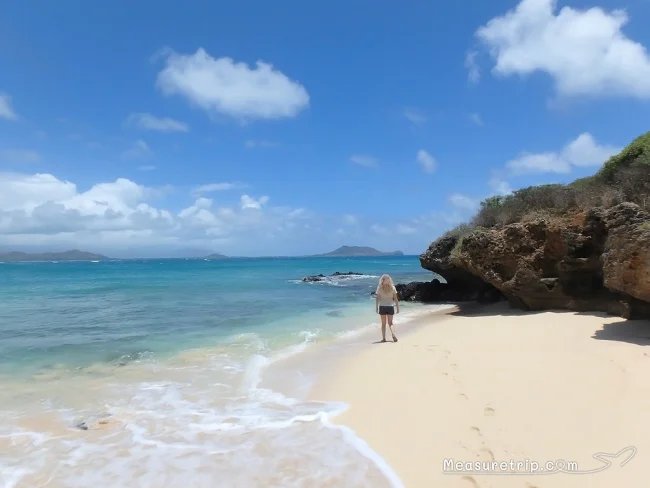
469;131;650;229
598;131;650;182
441;131;650;240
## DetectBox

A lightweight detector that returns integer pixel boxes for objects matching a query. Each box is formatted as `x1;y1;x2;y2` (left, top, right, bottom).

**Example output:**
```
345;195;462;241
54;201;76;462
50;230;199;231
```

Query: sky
1;0;649;257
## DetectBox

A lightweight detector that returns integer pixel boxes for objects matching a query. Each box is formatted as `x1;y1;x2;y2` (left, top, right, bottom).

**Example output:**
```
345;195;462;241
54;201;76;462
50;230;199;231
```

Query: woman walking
376;274;399;342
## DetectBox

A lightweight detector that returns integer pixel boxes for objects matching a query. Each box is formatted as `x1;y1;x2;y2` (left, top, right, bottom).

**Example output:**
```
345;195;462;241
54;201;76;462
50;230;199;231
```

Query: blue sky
1;0;649;257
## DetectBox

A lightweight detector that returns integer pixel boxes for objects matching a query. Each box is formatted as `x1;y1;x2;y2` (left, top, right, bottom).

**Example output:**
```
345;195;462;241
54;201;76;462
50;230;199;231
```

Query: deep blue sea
0;255;442;487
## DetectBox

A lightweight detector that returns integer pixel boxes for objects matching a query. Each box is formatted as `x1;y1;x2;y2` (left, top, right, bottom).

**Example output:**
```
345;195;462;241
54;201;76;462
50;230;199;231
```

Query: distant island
203;253;229;260
314;246;404;257
0;250;108;262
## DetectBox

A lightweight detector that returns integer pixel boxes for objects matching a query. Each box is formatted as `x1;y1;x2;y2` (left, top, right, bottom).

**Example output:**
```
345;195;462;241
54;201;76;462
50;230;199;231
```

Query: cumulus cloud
0;94;17;120
240;194;269;210
156;48;310;120
506;133;620;174
476;0;650;98
417;150;437;174
0;172;313;255
350;154;378;168
126;113;189;132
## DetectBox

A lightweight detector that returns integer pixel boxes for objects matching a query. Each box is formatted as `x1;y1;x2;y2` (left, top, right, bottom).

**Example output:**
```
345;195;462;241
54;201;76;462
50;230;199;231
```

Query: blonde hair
376;274;395;294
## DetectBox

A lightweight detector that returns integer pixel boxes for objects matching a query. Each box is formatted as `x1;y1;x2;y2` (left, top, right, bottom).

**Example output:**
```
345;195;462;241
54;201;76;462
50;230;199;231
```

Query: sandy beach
311;304;650;488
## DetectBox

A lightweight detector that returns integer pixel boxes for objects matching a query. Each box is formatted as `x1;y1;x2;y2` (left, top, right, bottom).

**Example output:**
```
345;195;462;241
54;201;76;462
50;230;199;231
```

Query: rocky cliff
418;131;650;319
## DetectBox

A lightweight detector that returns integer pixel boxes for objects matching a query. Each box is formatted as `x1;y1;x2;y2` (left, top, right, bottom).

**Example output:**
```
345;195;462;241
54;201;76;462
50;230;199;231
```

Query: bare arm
375;294;379;313
394;291;400;313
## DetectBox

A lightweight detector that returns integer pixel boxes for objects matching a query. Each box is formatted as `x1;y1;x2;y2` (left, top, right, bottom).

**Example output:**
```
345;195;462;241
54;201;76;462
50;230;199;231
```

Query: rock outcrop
418;234;504;303
302;271;364;282
420;203;650;318
396;279;502;303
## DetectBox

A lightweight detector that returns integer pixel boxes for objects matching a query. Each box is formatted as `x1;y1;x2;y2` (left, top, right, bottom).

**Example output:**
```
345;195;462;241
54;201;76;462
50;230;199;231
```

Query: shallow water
0;256;439;487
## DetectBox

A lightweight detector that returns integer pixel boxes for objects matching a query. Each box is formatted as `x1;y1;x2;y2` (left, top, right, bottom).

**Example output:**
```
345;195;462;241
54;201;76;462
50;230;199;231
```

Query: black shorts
378;305;394;315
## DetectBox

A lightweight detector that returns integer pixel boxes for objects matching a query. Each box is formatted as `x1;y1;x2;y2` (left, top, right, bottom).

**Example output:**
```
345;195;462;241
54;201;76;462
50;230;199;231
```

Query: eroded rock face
602;203;650;304
421;203;650;318
419;235;502;302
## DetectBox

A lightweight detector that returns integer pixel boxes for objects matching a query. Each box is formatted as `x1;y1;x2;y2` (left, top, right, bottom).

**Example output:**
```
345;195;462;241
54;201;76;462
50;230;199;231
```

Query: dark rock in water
420;202;650;318
326;310;343;317
302;271;363;282
395;279;503;303
302;274;327;282
75;413;117;431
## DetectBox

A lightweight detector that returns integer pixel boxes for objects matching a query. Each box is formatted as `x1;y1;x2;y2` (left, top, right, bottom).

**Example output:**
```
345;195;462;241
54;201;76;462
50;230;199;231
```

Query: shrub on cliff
598;131;650;182
472;184;577;227
470;131;650;229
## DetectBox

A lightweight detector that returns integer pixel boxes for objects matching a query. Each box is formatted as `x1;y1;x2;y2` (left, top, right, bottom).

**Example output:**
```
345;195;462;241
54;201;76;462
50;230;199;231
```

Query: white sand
311;303;650;488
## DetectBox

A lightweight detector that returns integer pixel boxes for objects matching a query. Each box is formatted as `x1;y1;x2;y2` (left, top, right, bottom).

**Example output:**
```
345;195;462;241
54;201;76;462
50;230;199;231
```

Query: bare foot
392;335;398;342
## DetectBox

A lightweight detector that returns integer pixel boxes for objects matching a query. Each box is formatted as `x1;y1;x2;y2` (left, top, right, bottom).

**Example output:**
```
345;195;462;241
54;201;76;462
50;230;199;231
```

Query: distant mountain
0;250;108;262
203;253;229;260
314;246;404;257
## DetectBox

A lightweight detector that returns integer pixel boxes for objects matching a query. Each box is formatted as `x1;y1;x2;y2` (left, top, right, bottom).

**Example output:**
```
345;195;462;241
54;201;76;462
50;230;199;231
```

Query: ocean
0;256;443;487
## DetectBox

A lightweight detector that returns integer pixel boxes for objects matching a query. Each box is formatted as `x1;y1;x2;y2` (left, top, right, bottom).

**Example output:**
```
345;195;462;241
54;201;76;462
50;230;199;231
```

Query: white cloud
0;172;314;256
240;194;269;210
469;113;484;126
0;94;17;120
476;0;650;98
350;154;378;168
403;107;427;125
127;113;189;132
122;140;153;160
489;177;514;195
342;214;358;225
245;139;279;149
417;149;437;174
448;193;479;212
465;51;481;83
0;149;41;164
396;224;417;235
506;133;620;174
192;182;244;196
157;48;309;120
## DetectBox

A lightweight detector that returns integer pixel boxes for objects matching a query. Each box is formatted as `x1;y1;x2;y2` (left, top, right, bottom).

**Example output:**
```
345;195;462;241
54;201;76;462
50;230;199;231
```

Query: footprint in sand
478;447;495;461
458;393;468;400
470;426;482;436
460;475;480;487
484;406;495;416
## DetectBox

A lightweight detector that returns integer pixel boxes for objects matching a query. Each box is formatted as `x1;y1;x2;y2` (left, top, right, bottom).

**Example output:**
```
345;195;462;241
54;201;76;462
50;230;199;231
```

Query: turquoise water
0;255;441;487
0;255;431;373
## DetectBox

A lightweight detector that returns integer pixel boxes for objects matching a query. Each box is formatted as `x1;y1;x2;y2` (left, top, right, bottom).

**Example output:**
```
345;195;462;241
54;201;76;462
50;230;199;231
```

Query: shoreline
307;303;650;488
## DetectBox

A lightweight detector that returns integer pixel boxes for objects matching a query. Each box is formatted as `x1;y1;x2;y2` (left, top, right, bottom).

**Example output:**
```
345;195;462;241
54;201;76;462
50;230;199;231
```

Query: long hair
376;274;395;294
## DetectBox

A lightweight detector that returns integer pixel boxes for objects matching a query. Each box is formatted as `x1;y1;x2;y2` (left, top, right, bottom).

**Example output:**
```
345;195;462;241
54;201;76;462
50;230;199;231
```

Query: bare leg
388;315;397;342
380;314;387;341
